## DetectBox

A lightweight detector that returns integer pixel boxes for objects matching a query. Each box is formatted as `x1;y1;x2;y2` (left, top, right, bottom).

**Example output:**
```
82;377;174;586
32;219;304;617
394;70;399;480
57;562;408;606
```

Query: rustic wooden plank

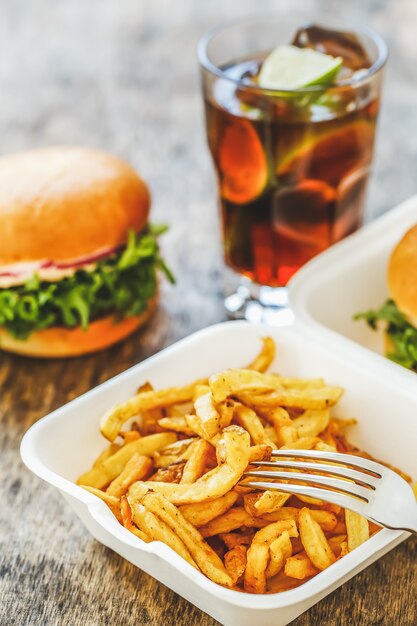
1;1;417;625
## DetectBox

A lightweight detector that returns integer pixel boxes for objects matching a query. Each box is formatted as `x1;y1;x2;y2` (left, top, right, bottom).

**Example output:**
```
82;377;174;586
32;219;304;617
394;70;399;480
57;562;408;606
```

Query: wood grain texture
1;1;417;625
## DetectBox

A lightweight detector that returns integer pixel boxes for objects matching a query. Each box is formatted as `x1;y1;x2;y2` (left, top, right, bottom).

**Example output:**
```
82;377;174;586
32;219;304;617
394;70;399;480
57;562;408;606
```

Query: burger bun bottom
0;300;156;358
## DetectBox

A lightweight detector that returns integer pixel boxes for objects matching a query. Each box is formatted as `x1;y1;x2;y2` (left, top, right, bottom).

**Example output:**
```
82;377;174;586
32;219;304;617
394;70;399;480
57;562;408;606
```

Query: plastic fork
240;449;417;534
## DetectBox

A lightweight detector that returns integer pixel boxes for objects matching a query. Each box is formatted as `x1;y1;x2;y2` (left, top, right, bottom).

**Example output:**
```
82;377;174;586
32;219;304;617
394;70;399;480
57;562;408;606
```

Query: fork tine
270;449;383;477
241;480;368;516
243;470;371;502
249;459;378;489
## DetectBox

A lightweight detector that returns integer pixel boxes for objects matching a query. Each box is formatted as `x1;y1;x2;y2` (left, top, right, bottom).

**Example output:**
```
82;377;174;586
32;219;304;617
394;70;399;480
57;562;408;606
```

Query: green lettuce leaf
0;226;174;340
354;299;417;371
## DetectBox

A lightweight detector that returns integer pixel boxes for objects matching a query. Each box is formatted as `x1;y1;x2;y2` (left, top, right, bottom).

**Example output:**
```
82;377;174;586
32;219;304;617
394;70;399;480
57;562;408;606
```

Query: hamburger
355;223;417;372
0;147;173;358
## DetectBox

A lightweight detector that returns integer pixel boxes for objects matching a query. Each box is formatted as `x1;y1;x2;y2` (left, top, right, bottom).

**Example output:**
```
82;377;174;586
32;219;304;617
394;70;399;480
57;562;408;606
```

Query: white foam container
21;314;417;625
289;193;417;384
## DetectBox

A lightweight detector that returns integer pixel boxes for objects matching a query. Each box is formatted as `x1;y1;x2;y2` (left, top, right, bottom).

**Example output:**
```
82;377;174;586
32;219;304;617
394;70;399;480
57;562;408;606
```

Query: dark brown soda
204;30;379;286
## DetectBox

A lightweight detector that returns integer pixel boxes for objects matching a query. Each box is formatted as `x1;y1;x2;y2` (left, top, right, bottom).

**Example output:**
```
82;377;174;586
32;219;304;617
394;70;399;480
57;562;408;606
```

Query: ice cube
292;23;372;71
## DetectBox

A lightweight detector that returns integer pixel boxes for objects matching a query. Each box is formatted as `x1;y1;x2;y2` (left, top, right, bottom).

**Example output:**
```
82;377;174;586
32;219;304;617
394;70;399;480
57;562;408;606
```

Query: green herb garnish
354;299;417;372
0;226;174;340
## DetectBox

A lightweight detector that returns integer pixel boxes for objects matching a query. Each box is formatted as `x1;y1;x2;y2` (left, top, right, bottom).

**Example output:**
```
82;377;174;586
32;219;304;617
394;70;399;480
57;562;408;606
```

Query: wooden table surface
1;1;417;625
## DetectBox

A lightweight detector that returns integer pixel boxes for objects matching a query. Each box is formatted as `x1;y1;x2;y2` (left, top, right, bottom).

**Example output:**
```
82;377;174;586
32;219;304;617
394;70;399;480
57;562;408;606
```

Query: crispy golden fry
263;425;278;447
100;379;207;441
315;441;337;452
217;399;237;428
254;490;290;514
224;545;247;585
219;530;254;550
195;392;221;435
107;454;153;497
128;495;197;568
120;430;141;444
292;410;330;439
137;381;154;393
280;436;319;450
81;486;122;522
325;503;342;516
299;508;336;571
137;490;233;587
92;442;121;468
339;541;349;558
244;520;298;593
234;404;276;448
165;402;194;417
132;426;250;505
267;569;306;592
199;507;269;537
248;444;273;463
327;534;348;557
158;416;195;435
285;552;319;579
265;530;292;578
245;337;275;373
180;491;239;527
260;508;298;523
152;454;180;468
345;509;370;551
180;439;212;484
120;496;149;542
240;385;343;410
209;369;279;404
243;493;262;517
193;385;211;401
258;407;298;447
77;433;177;489
333;520;347;535
158;438;195;458
307;510;337;532
260;507;337;532
152;438;195;468
148;460;186;483
296;494;325;507
271;376;325;389
186;392;222;440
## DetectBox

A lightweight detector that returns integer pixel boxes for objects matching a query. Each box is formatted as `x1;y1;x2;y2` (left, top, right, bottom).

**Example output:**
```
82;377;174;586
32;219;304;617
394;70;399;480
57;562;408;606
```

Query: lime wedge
258;45;343;91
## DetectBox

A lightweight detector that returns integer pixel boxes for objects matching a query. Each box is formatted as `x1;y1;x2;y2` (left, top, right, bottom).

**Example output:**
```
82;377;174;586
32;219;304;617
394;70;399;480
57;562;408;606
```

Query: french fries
130;426;250;505
224;545;247;585
285;552;319;579
245;336;275;373
345;509;370;551
298;508;336;570
107;454;152;497
265;530;292;578
100;379;207;441
179;491;239;527
133;489;233;586
77;433;176;488
77;336;406;594
244;520;298;593
180;439;213;484
127;495;197;568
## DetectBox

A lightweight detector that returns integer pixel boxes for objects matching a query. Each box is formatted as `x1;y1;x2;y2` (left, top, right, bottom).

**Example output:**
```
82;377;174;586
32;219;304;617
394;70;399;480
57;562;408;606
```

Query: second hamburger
355;223;417;372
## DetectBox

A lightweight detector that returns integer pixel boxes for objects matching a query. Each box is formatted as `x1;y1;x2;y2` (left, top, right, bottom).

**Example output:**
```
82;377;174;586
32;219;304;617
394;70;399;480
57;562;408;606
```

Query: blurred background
1;2;417;625
1;0;417;342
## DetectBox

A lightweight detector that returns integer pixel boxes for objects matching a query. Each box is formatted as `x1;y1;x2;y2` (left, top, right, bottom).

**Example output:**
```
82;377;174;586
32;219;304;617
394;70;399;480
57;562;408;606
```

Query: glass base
224;278;295;326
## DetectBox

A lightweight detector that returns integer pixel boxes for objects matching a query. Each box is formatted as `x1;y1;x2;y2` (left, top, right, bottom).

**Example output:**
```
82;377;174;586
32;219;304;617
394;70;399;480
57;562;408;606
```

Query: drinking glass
198;15;387;323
